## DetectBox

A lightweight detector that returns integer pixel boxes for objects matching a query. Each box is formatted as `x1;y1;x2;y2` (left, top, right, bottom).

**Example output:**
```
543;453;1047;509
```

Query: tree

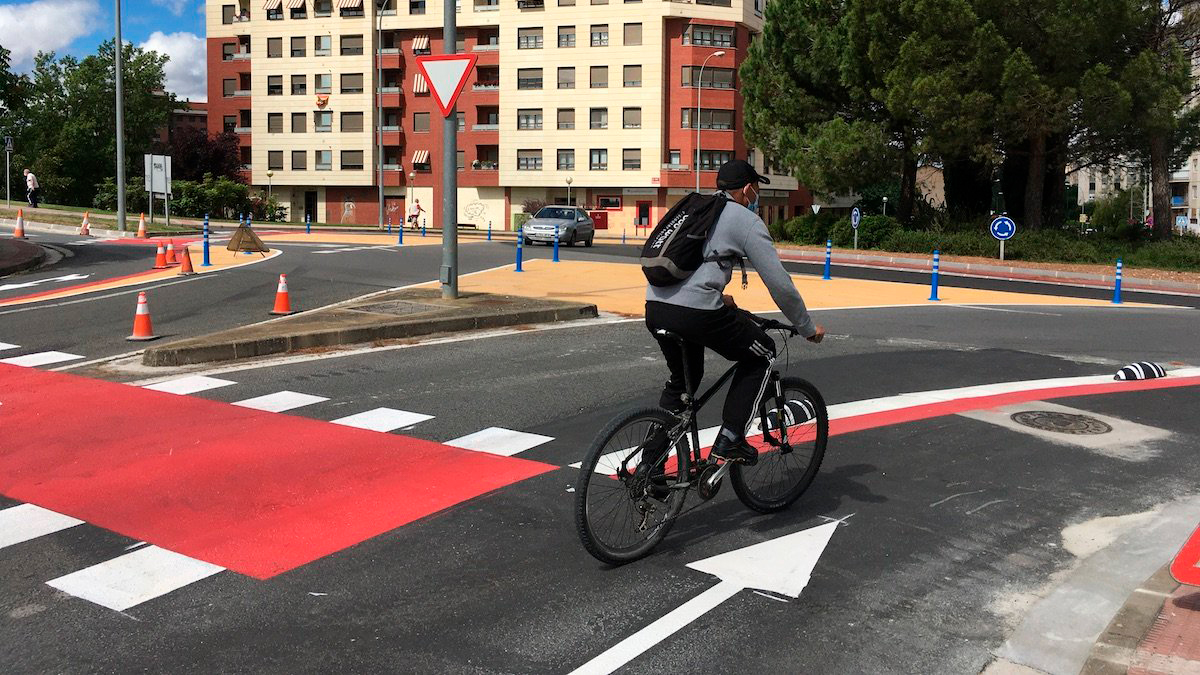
166;126;244;182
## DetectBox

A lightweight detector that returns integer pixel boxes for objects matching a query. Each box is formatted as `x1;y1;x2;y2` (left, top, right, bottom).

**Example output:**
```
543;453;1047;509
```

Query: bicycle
574;315;829;565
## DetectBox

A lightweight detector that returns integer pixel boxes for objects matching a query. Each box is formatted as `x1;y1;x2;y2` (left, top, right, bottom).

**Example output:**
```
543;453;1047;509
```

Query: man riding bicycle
645;159;825;467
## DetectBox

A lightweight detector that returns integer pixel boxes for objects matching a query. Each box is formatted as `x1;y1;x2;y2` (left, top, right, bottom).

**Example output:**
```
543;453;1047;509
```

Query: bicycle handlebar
744;312;799;336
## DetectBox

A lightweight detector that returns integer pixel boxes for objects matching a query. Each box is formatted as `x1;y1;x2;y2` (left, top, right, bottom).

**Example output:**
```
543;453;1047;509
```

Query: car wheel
523;237;532;245
585;234;594;247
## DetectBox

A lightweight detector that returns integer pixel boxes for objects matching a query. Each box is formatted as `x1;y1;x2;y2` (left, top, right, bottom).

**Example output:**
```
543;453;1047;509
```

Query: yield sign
415;54;478;117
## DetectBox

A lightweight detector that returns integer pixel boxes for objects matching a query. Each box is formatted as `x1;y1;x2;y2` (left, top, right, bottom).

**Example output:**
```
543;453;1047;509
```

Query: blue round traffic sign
851;207;861;229
990;216;1016;241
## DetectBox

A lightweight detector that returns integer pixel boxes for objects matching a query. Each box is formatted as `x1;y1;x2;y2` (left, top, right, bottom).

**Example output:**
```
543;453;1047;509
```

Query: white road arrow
569;521;838;675
0;273;89;292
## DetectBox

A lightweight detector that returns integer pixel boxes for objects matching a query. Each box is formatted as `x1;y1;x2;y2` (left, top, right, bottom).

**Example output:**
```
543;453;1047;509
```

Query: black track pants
645;301;776;434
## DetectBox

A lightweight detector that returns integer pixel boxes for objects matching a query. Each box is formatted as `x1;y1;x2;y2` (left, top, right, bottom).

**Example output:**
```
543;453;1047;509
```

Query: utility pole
441;0;458;299
376;1;385;231
114;0;127;231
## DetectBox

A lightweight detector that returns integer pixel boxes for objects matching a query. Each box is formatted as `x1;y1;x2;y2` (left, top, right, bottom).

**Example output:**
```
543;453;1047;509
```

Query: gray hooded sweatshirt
646;193;817;338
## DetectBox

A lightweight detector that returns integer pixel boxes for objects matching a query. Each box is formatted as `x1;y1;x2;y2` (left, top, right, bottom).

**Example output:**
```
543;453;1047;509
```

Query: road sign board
811;204;822;215
3;136;12;153
990;216;1016;241
1177;215;1189;230
415;54;479;117
143;154;172;196
851;207;861;229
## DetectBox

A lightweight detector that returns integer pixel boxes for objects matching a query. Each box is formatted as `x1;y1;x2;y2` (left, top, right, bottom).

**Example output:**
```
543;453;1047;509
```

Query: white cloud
139;31;206;103
0;0;103;69
151;0;192;16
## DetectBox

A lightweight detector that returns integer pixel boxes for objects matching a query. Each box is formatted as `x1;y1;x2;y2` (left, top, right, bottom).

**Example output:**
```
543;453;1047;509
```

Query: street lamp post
694;49;726;194
566;176;573;206
114;0;127;231
408;170;415;228
882;196;888;217
266;170;274;206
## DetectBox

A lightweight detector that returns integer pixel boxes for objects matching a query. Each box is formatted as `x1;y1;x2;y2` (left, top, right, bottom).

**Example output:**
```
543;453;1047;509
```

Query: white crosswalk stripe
331;407;433;431
233;390;329;412
143;375;238;395
0;341;19;351
0;351;85;367
47;545;224;612
446;427;554;456
0;504;83;550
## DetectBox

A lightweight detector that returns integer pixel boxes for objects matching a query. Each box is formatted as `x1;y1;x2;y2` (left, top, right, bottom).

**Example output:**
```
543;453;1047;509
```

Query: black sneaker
711;434;758;466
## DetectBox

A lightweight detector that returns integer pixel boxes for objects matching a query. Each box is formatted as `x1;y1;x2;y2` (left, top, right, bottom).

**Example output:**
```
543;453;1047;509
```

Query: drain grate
352;300;441;316
1010;411;1113;435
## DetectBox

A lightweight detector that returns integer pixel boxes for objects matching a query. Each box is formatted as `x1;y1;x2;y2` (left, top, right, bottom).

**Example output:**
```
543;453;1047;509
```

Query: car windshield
534;207;577;221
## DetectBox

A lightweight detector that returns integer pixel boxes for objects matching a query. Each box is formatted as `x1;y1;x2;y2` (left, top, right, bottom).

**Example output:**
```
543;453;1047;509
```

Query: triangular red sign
415;54;478;117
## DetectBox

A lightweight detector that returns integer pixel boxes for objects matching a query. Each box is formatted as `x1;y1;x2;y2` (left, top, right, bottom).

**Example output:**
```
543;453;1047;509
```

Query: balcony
382;125;401;132
473;44;500;51
382;163;402;171
234;126;251;134
381;130;403;145
1171;170;1190;182
662;163;688;170
377;92;402;108
473;81;500;91
472;161;498;171
232;89;251;97
472;124;499;131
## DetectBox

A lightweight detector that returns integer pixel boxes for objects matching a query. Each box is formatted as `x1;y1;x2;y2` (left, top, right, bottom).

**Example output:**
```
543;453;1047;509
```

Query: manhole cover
1010;411;1113;435
352;300;440;316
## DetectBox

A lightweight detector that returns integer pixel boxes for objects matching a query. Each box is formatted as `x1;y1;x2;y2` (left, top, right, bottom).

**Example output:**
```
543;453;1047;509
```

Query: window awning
286;0;306;7
336;0;363;8
263;0;282;9
412;150;430;165
412;35;430;51
413;73;428;94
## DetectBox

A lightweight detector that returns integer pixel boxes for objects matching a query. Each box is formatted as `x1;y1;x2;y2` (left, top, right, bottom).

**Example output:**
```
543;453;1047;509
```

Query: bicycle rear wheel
575;408;691;565
731;377;827;513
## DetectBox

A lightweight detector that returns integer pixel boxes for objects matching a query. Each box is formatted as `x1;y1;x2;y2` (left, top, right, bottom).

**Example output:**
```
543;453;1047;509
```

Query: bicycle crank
697;462;732;501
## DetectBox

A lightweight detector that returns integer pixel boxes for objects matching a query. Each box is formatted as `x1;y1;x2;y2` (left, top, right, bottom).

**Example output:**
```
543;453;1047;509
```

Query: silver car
522;207;596;247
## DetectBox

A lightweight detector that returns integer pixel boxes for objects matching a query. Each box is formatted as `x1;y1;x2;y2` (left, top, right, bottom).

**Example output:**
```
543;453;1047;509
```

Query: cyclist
644;159;825;468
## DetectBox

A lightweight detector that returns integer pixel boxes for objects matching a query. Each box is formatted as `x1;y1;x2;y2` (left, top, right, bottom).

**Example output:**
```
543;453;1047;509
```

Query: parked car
522;207;595;247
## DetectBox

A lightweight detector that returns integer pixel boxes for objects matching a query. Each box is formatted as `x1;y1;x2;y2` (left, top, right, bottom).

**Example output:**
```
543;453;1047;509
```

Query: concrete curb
1079;564;1179;674
0;218;139;239
0;238;47;276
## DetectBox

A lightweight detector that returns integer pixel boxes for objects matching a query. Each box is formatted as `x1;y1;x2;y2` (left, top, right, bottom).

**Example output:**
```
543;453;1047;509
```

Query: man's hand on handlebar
807;325;826;344
722;294;738;309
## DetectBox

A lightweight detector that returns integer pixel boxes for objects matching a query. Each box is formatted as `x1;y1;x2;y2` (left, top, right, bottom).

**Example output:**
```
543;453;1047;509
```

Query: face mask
745;186;760;214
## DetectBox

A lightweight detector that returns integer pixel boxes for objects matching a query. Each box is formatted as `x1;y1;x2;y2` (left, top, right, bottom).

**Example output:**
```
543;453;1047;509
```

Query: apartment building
206;0;809;228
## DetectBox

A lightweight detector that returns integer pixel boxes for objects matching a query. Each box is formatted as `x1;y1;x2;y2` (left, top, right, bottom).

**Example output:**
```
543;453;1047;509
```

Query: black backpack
640;192;729;287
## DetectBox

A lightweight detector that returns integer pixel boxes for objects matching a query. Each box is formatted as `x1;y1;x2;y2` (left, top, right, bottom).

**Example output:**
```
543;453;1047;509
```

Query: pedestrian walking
407;198;425;230
23;168;39;208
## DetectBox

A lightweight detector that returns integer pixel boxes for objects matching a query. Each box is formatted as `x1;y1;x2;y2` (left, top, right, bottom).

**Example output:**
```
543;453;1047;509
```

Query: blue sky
0;0;209;101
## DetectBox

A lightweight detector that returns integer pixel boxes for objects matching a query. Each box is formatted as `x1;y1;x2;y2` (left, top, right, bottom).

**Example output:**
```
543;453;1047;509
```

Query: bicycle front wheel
575;408;690;565
731;377;828;513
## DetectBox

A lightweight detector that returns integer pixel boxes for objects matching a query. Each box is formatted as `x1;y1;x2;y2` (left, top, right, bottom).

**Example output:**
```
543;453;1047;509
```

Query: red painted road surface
0;365;556;579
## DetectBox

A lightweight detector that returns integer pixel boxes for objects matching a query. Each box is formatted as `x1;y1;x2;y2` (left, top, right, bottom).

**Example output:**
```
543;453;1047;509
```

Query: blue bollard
1113;258;1123;304
822;239;832;280
929;250;941;301
305;213;311;235
553;225;561;262
622;228;626;245
422;218;426;237
201;214;212;267
515;227;524;272
487;220;492;241
387;218;392;235
397;222;404;245
238;213;244;228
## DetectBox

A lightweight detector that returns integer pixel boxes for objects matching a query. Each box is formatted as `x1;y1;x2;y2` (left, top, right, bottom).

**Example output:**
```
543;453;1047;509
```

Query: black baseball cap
716;159;771;190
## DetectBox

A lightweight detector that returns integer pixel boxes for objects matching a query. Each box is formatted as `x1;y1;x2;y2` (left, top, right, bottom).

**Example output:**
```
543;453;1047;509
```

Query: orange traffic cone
78;211;91;236
136;213;147;238
270;274;296;315
165;240;178;265
152;243;168;269
126;292;159;341
177;246;196;276
12;209;26;239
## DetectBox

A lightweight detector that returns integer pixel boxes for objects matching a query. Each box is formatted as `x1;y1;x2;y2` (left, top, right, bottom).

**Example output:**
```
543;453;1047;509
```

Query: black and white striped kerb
1114;362;1167;381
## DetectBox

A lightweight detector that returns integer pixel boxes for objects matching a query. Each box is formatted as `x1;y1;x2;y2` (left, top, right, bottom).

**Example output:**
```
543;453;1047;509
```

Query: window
592;0;607;4
623;23;642;46
589;108;608;129
223;78;235;97
291;2;308;18
341;112;364;132
557;149;575;170
598;195;621;209
222;5;235;23
590;66;608;88
315;35;331;56
559;0;574;4
222;43;236;61
340;0;365;15
413;112;430;132
315;73;332;93
557;67;575;89
267;113;283;133
414;153;431;171
410;0;426;14
292;74;307;95
684;24;735;47
457;111;466;132
341;35;364;56
517;68;543;89
518;0;545;8
590;148;608;171
341;150;364;170
268;151;284;170
291;37;306;57
518;27;544;49
292;113;306;133
267;4;283;19
622;149;641;171
267;38;283;58
747;149;756;168
518;109;543;130
267;75;283;95
682;66;735;89
315;110;333;132
223;115;236;132
590;25;609;47
451;150;462;171
316;150;332;170
623;65;641;87
557;108;575;130
314;0;332;15
668;149;681;167
558;26;575;48
698;150;733;170
517;149;543;171
681;108;735;130
341;73;364;93
290;150;307;171
622;107;641;129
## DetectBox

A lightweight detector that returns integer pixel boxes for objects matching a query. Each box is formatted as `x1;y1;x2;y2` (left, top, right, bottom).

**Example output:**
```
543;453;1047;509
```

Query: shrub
856;215;900;248
522;198;546;215
781;212;840;245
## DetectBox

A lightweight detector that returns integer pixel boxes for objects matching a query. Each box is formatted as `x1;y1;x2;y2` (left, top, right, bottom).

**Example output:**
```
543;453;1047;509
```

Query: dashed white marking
0;273;89;292
446;427;554;456
330;407;433;432
47;546;224;612
0;351;85;367
0;341;18;351
142;375;238;395
0;504;83;550
232;390;329;412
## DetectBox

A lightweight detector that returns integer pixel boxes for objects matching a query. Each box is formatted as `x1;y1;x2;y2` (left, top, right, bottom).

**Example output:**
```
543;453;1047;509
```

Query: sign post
990;215;1016;261
4;136;13;210
416;51;477;300
144;154;172;228
850;207;861;250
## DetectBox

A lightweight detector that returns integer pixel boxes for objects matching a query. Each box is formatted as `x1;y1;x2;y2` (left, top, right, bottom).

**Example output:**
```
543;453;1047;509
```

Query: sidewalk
1082;565;1200;674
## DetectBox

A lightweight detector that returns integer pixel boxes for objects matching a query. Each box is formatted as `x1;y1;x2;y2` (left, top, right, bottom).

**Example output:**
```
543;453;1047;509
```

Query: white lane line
142;375;238;395
445;427;554;456
47;546;224;612
330;407;434;432
0;504;84;550
232;390;329;412
0;351;85;367
0;341;18;351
